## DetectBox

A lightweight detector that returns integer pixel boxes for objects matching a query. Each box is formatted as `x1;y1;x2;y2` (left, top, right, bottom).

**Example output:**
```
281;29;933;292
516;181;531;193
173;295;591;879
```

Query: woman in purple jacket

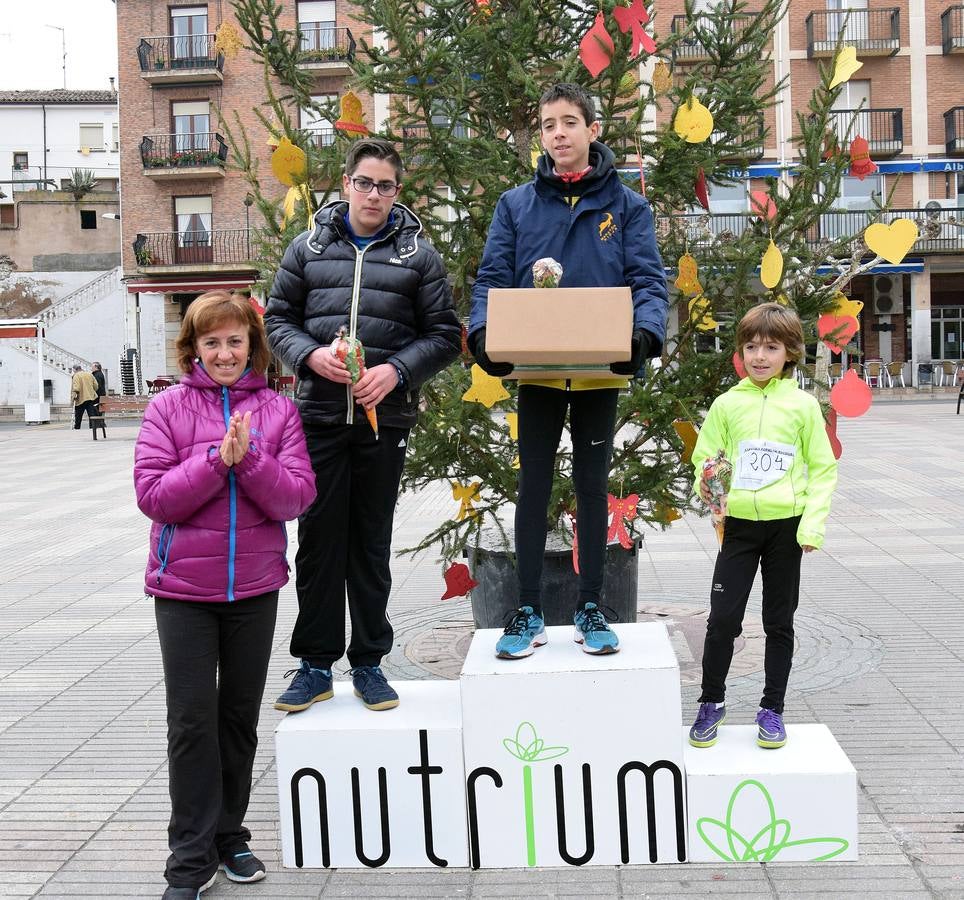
134;291;316;900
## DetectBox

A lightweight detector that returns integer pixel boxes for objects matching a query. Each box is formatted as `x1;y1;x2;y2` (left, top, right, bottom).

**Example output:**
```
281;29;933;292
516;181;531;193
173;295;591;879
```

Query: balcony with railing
305;127;337;150
656;207;964;255
296;25;356;73
806;8;900;58
140;133;228;180
137;34;224;83
943;6;964;54
132;230;256;273
827;108;903;156
946;108;964;155
670;14;758;63
710;114;766;161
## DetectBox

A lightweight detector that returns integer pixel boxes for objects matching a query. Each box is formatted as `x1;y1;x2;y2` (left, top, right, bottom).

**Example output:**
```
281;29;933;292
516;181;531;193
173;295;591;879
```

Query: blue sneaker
273;660;333;712
756;708;787;748
349;666;400;710
573;602;619;654
689;702;726;747
161;872;216;900
220;845;266;883
495;606;547;659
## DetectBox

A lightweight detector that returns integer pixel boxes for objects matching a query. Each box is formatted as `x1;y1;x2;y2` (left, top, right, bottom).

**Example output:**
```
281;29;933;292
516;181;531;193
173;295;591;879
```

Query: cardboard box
460;623;688;867
485;287;633;379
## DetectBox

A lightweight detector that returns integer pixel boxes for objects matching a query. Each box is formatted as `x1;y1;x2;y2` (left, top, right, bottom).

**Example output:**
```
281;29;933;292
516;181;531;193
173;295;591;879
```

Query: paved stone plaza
1;398;963;898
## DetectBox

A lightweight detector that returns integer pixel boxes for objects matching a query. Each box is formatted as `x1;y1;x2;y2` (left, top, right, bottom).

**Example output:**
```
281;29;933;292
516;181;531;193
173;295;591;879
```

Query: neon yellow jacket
691;375;838;549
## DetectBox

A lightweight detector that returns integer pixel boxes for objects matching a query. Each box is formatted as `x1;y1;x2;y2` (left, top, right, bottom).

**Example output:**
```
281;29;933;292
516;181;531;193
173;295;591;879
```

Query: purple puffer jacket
134;365;317;602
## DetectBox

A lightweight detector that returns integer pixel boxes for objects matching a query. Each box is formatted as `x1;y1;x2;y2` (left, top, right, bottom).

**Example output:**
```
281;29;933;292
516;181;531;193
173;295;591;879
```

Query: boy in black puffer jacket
266;138;461;712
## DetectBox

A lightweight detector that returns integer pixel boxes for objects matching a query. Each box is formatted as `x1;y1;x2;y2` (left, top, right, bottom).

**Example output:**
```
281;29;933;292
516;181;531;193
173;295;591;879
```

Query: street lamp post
244;193;253;261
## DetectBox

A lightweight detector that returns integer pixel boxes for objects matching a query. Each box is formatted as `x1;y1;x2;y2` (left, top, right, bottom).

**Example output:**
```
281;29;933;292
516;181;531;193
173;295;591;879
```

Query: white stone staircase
13;336;93;375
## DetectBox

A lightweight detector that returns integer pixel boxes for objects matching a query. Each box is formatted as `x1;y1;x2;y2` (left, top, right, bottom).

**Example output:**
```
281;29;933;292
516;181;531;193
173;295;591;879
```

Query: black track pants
698;515;802;714
515;385;619;612
155;592;278;888
291;421;409;669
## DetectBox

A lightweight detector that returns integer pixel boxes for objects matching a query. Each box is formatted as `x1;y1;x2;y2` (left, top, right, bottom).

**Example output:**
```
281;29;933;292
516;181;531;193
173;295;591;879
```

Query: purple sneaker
689;702;726;747
756;708;787;748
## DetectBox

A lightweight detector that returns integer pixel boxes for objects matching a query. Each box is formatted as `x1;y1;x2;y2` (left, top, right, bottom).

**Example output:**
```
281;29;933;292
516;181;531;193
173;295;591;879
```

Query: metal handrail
945;107;964;154
826;108;903;154
133;229;255;266
656;207;964;253
139;132;228;168
297;24;356;61
670;13;758;60
941;5;964;55
137;33;224;72
805;8;900;56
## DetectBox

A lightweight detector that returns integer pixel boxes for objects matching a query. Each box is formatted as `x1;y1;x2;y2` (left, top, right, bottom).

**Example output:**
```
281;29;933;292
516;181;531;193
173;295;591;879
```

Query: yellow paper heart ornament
829;291;864;319
864;218;918;265
673;97;714;144
828;46;863;89
760;240;784;289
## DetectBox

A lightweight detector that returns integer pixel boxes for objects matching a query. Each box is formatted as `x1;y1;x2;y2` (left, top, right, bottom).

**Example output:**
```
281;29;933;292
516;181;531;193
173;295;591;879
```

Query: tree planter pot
465;528;639;628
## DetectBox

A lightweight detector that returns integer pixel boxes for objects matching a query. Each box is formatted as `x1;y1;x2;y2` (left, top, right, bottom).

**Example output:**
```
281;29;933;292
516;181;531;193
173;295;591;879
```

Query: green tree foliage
229;0;892;562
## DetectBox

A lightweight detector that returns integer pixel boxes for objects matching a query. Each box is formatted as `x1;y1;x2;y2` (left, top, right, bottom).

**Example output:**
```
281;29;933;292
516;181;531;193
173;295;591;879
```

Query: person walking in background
688;303;838;751
134;291;316;899
70;364;99;430
468;83;668;659
266;138;461;714
91;362;107;400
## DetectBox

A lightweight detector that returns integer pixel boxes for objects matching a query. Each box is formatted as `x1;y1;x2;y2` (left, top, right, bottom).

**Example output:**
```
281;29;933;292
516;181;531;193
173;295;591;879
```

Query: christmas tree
227;0;902;566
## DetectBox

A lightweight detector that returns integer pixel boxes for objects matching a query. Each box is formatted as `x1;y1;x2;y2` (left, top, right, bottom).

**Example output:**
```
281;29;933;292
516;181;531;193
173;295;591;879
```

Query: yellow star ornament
829;292;864;319
462;364;510;408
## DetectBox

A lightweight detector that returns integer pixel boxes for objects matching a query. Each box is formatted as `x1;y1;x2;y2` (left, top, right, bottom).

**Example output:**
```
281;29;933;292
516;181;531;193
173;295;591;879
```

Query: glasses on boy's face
348;176;401;197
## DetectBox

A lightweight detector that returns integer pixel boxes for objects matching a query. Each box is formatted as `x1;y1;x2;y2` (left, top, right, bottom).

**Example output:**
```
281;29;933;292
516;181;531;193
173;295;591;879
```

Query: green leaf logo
502;722;570;866
697;779;850;862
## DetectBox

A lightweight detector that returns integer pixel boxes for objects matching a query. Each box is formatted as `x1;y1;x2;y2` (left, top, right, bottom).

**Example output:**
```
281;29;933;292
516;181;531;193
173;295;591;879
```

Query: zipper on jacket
345;243;370;426
156;524;176;584
221;385;237;601
752;393;767;520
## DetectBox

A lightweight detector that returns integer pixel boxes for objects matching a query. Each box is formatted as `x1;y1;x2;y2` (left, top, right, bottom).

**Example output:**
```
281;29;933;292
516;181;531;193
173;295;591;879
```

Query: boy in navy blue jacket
469;83;668;659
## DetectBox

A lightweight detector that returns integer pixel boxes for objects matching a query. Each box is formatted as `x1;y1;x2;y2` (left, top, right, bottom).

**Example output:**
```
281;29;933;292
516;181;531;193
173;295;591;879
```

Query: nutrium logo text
289;723;686;869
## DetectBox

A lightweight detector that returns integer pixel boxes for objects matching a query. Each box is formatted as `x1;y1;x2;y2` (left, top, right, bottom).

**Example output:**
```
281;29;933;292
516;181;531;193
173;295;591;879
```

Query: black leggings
515;385;619;613
698;516;802;714
155;592;278;888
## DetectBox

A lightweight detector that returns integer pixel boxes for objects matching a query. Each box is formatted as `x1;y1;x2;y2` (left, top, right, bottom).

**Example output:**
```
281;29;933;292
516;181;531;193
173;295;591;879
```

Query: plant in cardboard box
227;0;902;620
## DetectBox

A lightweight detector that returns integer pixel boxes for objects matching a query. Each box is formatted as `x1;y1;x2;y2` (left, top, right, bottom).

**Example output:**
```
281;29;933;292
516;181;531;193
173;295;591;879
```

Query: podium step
683;724;857;862
460;623;687;867
275;680;467;869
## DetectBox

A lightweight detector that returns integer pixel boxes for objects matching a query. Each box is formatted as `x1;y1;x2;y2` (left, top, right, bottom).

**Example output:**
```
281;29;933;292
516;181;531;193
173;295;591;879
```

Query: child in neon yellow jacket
688;303;838;751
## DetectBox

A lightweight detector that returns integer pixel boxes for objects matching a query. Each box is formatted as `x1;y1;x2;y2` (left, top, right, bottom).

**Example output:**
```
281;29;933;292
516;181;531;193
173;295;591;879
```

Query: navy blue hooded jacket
469;141;668;347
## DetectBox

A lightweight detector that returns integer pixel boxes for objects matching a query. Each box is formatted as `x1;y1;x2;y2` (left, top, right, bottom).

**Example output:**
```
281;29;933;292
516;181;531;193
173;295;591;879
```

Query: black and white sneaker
220;846;266;883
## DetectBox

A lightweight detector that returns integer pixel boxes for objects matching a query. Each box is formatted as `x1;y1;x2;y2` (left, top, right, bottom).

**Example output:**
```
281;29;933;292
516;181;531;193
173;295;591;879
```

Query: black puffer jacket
265;201;461;428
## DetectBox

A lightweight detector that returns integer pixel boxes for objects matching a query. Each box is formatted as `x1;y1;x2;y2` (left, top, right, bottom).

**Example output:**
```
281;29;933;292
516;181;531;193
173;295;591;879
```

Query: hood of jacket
306;199;424;260
178;363;268;395
534;140;617;199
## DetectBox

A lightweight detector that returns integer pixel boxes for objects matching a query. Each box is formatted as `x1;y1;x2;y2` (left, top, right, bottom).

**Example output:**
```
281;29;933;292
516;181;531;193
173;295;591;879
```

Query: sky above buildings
0;1;118;92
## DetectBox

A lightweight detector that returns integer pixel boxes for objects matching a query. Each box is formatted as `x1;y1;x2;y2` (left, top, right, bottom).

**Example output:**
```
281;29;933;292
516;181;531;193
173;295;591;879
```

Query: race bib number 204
732;439;796;491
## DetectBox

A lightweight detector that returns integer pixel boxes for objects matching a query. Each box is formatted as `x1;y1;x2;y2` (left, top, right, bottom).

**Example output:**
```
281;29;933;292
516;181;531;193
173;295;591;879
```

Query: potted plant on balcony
154;55;166;69
228;0;894;621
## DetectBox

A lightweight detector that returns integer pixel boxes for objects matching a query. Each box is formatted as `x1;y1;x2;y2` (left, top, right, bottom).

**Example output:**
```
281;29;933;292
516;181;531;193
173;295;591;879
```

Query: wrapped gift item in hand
331;326;378;438
532;257;563;289
701;449;733;545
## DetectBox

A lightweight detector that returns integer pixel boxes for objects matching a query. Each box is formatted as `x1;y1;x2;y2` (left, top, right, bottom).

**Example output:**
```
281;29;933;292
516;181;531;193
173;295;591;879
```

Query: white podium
683;724;857;862
275;680;468;868
460;623;687;867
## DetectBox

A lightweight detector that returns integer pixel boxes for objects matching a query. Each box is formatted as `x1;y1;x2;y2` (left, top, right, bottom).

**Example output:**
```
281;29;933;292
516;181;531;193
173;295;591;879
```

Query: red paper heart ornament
818;313;859;353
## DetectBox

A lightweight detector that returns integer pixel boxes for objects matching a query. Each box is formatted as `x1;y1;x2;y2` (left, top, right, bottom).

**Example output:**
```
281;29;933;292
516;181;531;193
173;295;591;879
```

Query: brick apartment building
116;0;370;377
115;1;964;385
656;0;964;384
